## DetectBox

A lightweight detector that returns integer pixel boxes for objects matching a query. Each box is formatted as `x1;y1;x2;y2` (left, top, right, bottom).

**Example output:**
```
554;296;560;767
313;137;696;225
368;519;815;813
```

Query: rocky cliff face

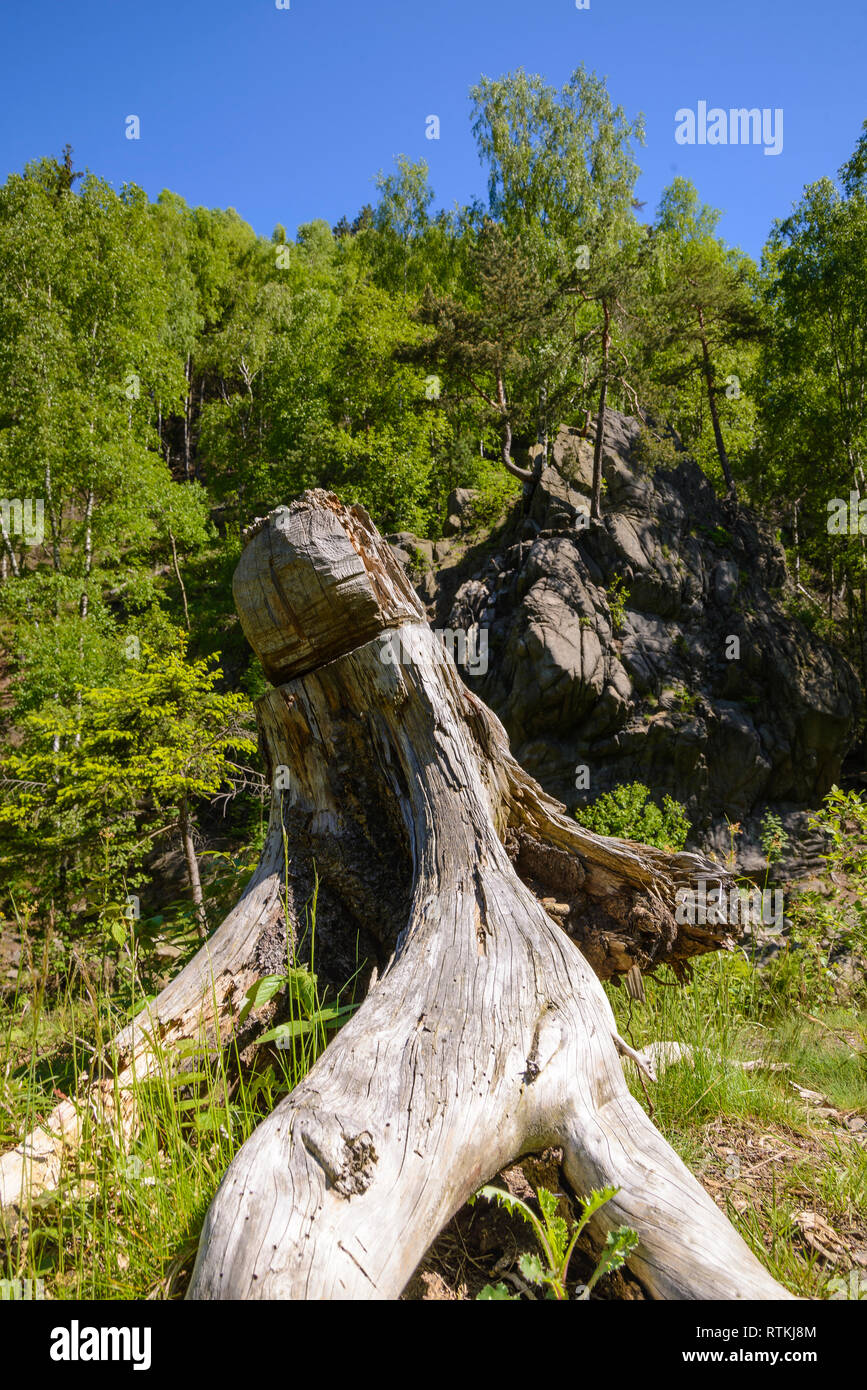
389;410;861;870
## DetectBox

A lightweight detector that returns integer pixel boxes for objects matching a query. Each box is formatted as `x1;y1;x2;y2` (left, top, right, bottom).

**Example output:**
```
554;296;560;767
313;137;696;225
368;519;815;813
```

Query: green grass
0;838;354;1300
0;956;317;1298
607;950;867;1298
1;833;865;1300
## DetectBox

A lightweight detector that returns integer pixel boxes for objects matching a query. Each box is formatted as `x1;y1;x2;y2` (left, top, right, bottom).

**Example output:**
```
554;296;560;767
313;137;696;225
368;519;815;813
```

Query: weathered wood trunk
2;491;791;1300
187;493;787;1299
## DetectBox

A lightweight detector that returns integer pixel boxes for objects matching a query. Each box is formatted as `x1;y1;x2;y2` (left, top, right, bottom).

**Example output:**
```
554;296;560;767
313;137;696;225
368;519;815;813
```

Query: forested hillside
1;68;866;1307
3;77;867;921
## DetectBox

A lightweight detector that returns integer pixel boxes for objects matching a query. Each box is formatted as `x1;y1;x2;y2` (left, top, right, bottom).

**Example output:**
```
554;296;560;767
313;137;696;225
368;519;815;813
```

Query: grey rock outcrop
395;411;861;851
442;487;479;537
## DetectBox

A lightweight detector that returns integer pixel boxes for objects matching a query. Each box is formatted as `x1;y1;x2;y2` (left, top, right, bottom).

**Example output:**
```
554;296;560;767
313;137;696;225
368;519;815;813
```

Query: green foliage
695;522;734;547
637;177;762;497
0;632;255;930
759;810;790;866
756;126;867;674
2;86;866;1310
0;857;363;1301
476;1281;518;1300
470;64;645;247
633;424;681;474
766;787;867;1009
667;684;700;715
472;1182;638;1300
464;462;522;530
605;575;630;632
2;95;861;802
244;966;356;1051
235;846;362;1076
575;782;690;852
369;155;435;297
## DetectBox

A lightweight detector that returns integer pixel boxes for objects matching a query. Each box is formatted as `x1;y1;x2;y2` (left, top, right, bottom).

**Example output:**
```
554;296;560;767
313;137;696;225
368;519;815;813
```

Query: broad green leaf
284;967;318;1016
518;1251;544;1285
239;974;286;1024
254;1018;318;1045
194;1108;230;1133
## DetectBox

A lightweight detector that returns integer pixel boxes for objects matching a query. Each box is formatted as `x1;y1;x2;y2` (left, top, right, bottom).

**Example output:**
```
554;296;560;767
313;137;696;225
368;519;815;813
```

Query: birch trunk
591;301;610;520
179;796;208;940
698;308;737;501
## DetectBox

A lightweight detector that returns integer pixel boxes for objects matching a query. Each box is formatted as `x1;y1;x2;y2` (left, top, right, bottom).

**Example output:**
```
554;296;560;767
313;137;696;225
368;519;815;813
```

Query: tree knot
299;1120;378;1199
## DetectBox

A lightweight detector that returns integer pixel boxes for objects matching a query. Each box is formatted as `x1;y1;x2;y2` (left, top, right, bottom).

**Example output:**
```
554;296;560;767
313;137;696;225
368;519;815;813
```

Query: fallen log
2;491;790;1300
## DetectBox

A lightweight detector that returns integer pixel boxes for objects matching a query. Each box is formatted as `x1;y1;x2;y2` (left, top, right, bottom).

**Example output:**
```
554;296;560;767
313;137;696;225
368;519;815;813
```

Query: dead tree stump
188;494;789;1300
1;492;791;1300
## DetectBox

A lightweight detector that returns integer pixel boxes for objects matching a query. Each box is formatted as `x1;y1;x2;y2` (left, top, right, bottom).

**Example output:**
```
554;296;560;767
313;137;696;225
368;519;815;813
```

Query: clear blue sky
1;0;865;258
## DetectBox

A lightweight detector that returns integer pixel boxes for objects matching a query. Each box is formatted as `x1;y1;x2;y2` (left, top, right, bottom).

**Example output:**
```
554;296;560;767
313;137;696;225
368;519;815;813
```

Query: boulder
413;409;861;854
442;487;479;536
